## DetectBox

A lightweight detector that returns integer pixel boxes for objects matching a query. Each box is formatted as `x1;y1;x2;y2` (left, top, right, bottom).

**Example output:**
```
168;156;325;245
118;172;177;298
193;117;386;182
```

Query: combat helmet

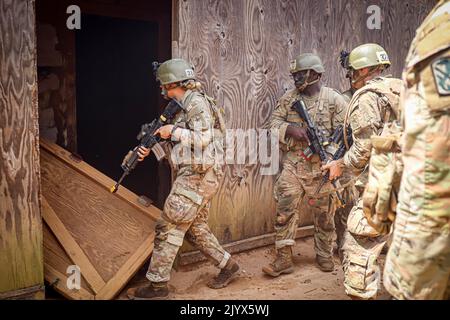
290;53;325;74
156;58;196;85
348;43;391;70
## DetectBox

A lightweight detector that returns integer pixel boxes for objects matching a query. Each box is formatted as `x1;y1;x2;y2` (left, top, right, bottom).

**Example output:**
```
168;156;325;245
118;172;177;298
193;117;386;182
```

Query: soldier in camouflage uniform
383;0;450;300
262;53;348;277
323;43;402;299
127;59;239;300
334;51;359;261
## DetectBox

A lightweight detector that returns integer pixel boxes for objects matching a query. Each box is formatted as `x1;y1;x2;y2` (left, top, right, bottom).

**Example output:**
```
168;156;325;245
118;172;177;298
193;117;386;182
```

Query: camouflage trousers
334;185;357;262
383;101;450;300
146;165;230;283
274;160;336;259
342;194;389;300
384;210;450;300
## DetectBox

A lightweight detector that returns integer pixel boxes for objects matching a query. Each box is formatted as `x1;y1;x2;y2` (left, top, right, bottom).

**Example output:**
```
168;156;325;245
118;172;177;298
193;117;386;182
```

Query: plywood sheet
40;139;159;299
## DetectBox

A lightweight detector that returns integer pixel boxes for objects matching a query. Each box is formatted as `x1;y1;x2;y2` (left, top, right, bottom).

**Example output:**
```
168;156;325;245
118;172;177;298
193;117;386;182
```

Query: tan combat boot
127;281;169;300
316;255;335;272
207;258;240;289
262;246;294;277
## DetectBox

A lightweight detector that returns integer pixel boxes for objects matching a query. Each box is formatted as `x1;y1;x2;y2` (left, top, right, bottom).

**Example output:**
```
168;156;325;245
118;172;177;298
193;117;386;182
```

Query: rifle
110;99;183;193
314;125;353;197
291;99;347;207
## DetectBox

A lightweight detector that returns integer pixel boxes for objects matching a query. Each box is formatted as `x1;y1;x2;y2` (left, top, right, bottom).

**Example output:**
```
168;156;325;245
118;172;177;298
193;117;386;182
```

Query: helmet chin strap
295;70;320;91
351;65;383;85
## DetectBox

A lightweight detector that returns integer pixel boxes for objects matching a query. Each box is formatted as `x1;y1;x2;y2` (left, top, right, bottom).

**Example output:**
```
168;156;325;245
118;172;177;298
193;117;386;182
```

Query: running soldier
127;59;239;299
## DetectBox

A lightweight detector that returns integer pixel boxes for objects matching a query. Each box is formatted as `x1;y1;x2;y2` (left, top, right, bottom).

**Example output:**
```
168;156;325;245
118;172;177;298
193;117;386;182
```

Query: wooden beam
179;225;315;266
0;0;44;296
41;197;106;294
39;138;161;222
0;285;45;300
95;234;154;300
44;263;94;300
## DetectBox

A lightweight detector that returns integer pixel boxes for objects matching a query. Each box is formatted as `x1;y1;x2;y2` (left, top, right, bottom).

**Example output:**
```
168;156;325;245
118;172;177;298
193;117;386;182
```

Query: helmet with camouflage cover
290;53;325;74
348;43;391;70
156;58;196;85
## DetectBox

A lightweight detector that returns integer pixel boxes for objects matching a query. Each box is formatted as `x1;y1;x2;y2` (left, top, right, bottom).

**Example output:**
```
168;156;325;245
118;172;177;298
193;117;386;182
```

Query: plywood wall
174;0;436;244
0;0;44;298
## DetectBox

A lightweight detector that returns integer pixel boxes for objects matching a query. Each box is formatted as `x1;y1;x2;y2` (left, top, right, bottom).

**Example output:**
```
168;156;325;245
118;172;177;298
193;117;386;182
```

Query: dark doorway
75;14;161;204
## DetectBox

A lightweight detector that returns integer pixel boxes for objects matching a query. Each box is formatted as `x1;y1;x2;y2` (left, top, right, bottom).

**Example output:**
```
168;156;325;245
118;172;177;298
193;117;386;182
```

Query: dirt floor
119;236;391;300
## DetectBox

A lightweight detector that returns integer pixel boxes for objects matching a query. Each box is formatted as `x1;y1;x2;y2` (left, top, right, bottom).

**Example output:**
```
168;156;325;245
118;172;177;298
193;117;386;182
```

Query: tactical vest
286;86;340;141
345;77;402;131
281;87;341;161
403;0;450;113
169;90;226;175
350;78;403;234
180;90;227;135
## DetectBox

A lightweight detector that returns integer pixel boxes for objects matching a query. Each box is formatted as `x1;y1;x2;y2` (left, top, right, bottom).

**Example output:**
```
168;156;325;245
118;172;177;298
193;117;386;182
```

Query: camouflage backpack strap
349;78;402;122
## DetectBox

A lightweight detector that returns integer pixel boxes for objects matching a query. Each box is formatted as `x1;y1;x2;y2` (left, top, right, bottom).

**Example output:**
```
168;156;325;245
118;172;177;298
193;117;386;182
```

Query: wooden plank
41;197;106;293
40;140;157;299
40;144;156;282
179;225;314;266
40;138;160;222
0;285;45;300
45;263;94;300
0;0;44;296
43;222;95;296
95;234;154;300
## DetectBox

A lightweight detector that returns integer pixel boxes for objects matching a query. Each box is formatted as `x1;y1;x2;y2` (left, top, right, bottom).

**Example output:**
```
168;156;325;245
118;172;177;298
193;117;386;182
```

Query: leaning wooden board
40;139;161;300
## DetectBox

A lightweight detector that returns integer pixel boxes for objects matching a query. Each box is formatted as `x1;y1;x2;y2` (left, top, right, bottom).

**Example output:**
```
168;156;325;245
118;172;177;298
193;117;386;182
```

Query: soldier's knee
275;212;297;227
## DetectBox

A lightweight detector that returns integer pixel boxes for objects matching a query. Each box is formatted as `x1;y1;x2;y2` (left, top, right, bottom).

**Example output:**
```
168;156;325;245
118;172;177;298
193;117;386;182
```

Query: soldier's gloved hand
322;158;344;180
137;146;150;162
155;124;175;139
286;125;310;144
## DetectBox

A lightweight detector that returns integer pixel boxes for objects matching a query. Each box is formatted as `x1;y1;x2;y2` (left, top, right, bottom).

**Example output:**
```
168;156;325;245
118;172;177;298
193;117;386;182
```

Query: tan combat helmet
156;58;196;85
348;43;391;70
290;53;325;74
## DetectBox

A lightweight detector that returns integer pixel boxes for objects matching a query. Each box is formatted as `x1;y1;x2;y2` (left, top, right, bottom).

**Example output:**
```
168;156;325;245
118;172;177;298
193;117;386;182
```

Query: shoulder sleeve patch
432;56;450;96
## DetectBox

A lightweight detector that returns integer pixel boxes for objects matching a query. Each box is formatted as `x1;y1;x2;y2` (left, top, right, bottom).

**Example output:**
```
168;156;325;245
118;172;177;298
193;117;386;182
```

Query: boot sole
126;288;170;300
317;266;334;273
128;294;169;300
207;271;240;289
262;266;294;277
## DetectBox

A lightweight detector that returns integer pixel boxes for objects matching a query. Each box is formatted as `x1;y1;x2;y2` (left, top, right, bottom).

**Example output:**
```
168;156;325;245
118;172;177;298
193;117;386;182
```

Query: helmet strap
295;70;321;91
351;65;384;85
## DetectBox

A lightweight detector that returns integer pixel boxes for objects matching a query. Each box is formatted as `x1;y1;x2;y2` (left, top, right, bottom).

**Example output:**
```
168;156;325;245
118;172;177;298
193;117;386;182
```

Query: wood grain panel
42;197;105;293
175;0;437;246
40;146;156;282
43;222;94;298
0;0;44;296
